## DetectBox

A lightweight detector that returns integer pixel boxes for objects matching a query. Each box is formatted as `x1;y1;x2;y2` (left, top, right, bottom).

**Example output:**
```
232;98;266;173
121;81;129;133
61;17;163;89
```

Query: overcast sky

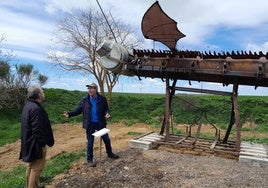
1;0;268;95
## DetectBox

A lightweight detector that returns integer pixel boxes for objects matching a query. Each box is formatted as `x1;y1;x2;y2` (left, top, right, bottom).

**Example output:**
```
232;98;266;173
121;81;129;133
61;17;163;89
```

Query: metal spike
232;51;236;56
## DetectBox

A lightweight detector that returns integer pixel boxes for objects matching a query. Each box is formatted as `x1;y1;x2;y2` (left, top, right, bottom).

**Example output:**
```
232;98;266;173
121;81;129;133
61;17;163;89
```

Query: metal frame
159;78;242;157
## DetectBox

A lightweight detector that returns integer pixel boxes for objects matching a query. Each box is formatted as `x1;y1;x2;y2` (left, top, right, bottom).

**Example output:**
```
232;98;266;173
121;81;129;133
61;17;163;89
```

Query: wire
95;0;117;42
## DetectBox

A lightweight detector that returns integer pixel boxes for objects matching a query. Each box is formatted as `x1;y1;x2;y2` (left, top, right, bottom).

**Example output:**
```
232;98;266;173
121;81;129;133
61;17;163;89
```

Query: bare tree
48;8;141;103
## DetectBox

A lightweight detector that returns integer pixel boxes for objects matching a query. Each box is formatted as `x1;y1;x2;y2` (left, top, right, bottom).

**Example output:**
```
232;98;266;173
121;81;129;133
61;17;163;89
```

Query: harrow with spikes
133;49;268;59
97;1;268;157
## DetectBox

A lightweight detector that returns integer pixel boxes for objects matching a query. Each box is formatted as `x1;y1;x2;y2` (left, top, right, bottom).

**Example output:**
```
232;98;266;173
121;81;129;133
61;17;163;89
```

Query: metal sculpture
141;1;185;50
97;1;268;157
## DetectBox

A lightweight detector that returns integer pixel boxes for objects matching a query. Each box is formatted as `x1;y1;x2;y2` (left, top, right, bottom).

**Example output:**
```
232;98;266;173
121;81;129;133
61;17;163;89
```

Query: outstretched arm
63;97;86;118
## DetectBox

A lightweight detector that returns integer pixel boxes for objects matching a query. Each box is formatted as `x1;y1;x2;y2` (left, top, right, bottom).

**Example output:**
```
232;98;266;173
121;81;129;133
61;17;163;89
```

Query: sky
1;0;268;95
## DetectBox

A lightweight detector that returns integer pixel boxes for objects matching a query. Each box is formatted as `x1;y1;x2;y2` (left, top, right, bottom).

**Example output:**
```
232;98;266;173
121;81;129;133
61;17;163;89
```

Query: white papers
92;128;110;137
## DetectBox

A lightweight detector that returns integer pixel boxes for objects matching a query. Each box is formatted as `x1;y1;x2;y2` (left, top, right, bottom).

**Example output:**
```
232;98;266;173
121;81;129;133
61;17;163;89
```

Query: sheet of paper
92;128;110;137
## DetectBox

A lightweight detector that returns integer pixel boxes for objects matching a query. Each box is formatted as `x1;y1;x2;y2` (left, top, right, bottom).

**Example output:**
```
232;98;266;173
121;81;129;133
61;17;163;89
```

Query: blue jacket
68;94;110;129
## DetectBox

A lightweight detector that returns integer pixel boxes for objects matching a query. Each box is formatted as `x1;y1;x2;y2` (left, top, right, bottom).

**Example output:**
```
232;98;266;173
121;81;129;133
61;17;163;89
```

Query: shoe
87;161;97;167
108;153;119;159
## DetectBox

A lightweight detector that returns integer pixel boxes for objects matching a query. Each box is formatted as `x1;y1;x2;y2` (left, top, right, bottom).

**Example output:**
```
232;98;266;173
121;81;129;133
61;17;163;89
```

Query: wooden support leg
160;117;165;135
165;78;170;141
233;84;242;150
192;113;205;146
99;137;102;162
161;79;176;137
223;97;235;143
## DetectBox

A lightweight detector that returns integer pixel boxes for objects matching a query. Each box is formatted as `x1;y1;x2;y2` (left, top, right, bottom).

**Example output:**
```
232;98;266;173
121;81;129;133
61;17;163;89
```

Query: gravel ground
50;147;268;188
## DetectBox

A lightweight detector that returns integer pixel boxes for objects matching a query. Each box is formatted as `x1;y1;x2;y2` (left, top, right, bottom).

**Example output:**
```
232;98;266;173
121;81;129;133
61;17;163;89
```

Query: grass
0;89;267;187
0;150;85;188
242;137;268;144
0;108;21;146
0;121;20;146
126;131;144;136
1;89;268;147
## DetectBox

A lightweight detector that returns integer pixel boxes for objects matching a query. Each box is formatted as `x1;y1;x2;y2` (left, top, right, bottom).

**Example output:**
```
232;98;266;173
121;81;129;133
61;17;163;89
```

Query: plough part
98;42;268;88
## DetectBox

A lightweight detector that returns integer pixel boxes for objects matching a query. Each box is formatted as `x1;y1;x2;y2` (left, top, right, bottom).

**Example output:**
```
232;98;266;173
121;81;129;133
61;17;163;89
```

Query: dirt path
0;122;156;170
51;147;268;188
0;122;267;170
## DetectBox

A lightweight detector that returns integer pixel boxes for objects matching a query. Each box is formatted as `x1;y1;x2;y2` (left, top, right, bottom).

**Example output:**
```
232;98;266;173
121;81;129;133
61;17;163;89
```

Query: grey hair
27;85;43;100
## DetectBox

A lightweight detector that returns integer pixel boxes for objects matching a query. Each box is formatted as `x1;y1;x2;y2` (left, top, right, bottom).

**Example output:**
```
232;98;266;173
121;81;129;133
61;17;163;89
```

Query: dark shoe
87;161;97;167
108;153;119;159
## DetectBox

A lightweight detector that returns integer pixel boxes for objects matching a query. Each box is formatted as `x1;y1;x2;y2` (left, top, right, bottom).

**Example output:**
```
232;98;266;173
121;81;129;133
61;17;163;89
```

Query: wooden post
99;138;102;161
92;128;110;164
233;84;242;150
223;97;235;143
165;78;170;141
160;79;177;136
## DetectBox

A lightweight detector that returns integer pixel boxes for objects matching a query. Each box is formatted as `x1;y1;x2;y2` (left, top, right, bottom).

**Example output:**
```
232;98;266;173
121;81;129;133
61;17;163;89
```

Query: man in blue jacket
20;85;54;188
63;83;119;167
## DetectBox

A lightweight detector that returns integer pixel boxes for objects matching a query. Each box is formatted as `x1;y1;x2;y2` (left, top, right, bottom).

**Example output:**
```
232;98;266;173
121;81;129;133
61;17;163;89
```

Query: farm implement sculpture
97;1;268;157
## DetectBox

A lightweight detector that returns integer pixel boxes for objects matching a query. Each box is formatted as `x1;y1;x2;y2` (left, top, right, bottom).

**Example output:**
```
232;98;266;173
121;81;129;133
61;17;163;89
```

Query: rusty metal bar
173;86;233;96
125;56;268;87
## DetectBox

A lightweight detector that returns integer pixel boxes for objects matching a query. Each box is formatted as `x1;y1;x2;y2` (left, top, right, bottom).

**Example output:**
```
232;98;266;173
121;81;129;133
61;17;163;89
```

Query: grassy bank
0;88;267;147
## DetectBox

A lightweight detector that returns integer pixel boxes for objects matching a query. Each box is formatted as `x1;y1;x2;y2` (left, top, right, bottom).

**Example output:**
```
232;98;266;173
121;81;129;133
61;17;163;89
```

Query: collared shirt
89;96;99;123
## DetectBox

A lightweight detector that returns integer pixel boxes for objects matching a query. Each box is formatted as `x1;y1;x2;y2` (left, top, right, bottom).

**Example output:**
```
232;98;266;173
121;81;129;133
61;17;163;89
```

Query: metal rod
96;0;117;42
173;86;233;96
100;137;102;162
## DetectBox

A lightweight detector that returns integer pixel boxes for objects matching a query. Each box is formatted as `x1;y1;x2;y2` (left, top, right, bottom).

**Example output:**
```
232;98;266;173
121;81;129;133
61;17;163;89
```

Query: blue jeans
86;123;112;162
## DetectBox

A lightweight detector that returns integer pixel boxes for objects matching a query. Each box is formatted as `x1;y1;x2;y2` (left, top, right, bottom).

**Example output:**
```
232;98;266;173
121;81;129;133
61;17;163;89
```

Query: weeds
0;150;85;188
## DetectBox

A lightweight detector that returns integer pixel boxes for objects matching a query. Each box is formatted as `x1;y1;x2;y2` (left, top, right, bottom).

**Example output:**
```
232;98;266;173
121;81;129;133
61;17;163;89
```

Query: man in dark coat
20;85;54;188
63;83;118;167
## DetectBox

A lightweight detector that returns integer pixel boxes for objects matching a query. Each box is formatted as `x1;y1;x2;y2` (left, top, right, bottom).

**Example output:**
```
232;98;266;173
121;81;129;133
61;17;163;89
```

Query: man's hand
63;112;69;118
105;113;110;119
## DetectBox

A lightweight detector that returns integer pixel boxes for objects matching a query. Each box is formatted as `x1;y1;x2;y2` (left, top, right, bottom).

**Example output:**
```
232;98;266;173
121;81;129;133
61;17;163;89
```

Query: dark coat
68;94;110;129
19;99;54;162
